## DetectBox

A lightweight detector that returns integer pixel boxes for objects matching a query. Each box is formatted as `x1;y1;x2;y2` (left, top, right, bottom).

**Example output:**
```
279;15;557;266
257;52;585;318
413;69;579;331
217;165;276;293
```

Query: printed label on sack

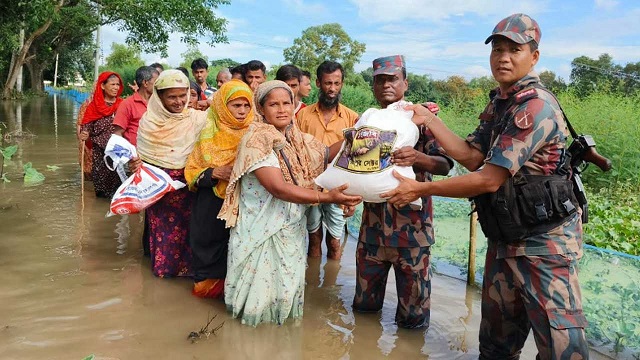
334;126;397;173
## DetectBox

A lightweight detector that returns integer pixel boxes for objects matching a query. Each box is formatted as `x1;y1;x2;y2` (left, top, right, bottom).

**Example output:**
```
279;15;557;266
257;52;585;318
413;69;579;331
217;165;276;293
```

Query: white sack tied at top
315;100;422;209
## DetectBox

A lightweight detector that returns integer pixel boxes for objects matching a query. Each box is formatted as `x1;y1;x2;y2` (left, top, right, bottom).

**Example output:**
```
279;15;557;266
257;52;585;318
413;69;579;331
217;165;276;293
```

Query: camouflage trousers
479;247;589;360
352;242;432;329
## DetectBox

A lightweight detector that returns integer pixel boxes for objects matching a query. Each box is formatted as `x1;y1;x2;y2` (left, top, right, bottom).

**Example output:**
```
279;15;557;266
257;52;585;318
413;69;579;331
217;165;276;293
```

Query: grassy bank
436;91;640;256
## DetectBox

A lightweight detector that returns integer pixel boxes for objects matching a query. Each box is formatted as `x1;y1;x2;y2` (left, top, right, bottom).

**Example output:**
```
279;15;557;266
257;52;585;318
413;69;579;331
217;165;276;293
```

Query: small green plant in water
23;162;45;185
0;145;18;160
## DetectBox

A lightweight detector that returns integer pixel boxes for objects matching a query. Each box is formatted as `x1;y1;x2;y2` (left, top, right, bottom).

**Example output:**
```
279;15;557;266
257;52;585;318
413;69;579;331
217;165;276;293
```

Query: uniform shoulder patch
515;88;537;103
514;110;534;129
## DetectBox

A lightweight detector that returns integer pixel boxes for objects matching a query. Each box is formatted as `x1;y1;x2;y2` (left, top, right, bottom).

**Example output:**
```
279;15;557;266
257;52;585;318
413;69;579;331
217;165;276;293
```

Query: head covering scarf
81;71;123;124
218;80;328;227
184;79;255;197
136;69;208;169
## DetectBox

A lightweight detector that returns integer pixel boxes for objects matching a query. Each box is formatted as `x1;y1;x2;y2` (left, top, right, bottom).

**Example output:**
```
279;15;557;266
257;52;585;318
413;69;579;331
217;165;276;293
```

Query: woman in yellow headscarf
184;79;255;298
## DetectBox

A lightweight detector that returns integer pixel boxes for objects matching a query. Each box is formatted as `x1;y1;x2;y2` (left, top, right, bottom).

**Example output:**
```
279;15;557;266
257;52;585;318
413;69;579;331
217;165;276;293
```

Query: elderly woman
185;79;254;298
79;71;124;197
219;80;362;326
136;69;208;278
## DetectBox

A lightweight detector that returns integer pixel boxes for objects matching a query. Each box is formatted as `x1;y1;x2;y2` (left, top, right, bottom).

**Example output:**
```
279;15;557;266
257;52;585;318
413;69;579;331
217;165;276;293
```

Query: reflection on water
0;96;611;360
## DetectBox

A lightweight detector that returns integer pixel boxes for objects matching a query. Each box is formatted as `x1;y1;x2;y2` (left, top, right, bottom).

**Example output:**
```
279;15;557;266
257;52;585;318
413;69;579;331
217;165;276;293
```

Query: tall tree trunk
1;0;64;99
25;60;45;94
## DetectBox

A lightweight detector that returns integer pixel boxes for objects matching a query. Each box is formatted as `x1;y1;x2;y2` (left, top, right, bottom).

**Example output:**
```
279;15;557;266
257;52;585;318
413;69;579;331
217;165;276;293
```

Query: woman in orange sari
185;79;254;298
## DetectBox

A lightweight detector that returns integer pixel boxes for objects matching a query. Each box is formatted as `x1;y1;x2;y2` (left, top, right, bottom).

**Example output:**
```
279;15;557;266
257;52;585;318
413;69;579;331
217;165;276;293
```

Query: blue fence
45;86;90;104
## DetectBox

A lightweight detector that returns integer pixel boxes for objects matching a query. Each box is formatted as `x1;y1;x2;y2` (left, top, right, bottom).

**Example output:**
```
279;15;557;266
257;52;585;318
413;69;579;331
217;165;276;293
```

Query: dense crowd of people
76;13;590;358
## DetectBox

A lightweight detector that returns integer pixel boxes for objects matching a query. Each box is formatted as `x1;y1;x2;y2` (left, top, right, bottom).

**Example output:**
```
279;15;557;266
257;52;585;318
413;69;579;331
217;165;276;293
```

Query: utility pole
53;53;59;87
94;25;101;82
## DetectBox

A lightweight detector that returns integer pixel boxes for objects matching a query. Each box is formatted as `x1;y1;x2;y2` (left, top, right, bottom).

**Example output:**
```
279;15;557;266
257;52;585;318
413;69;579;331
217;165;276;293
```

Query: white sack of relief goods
315;100;422;209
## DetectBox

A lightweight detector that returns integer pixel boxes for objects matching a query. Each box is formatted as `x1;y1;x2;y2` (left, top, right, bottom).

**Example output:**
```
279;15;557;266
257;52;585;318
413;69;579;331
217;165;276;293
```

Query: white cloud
348;0;546;23
460;65;491;79
594;0;618;10
272;35;290;43
282;0;326;15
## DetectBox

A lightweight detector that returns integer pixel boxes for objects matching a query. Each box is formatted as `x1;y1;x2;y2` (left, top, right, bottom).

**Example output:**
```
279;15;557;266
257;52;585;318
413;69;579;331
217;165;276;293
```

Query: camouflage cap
372;55;405;76
485;13;541;45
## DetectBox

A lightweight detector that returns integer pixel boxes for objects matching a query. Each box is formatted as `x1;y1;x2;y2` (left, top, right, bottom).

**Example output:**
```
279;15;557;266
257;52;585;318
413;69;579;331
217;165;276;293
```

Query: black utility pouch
492;179;528;243
547;179;577;219
518;180;553;225
473;194;503;242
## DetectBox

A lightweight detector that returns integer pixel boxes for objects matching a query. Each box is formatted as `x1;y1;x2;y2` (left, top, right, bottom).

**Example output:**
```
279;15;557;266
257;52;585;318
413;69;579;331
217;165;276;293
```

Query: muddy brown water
0;96;611;360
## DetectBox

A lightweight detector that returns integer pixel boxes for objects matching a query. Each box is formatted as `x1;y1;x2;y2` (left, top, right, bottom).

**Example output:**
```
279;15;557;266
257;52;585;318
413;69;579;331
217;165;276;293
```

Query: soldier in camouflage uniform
381;14;589;359
353;55;453;329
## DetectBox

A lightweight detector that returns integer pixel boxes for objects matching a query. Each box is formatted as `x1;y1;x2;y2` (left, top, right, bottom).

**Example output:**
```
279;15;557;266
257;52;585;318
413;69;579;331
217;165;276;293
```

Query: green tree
360;68;373;87
405;73;436;103
283;23;365;75
432;75;481;113
18;1;99;92
179;44;208;72
468;75;498;95
538;70;567;94
211;58;240;69
1;0;229;98
620;61;640;95
105;43;144;69
570;54;621;97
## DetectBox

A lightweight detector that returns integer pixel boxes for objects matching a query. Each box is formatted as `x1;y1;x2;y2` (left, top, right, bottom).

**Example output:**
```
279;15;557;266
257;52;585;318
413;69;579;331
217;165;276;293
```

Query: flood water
0;96;611;359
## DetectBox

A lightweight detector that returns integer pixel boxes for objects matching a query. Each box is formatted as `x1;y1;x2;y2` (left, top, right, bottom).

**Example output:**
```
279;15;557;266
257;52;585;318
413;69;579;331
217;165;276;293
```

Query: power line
572;62;640;81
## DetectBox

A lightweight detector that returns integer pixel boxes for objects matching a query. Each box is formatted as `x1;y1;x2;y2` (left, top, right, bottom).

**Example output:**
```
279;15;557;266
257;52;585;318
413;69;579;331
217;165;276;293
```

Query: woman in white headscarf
136;69;208;278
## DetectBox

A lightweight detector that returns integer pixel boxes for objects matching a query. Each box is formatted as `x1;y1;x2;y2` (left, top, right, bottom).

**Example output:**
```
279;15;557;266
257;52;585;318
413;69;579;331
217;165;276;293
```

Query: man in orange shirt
296;60;359;260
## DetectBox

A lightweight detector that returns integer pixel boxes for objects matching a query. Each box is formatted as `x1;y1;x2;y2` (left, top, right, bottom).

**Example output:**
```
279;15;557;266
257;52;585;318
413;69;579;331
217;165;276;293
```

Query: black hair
189;80;202;100
176;67;189;78
149;62;164;71
301;70;311;79
245;60;266;74
135;66;159;87
190;58;208;71
528;41;538;52
230;64;245;76
275;64;302;82
316;60;344;81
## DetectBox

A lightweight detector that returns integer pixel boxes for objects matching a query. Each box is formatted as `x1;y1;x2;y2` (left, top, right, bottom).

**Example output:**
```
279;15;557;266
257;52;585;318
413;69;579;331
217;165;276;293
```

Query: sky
100;0;640;82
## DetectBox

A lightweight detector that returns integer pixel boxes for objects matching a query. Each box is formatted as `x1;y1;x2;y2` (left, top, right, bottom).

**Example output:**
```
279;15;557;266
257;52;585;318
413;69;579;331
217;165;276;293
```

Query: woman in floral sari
136;69;208;277
185;79;254;298
219;80;361;326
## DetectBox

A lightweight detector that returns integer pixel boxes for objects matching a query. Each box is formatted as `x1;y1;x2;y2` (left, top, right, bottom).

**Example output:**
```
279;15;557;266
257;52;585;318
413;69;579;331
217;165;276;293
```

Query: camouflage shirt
359;126;452;248
466;73;583;258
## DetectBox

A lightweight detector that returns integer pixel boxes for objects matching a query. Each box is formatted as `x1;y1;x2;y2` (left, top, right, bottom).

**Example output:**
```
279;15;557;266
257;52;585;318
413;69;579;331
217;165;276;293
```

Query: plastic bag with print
107;163;186;217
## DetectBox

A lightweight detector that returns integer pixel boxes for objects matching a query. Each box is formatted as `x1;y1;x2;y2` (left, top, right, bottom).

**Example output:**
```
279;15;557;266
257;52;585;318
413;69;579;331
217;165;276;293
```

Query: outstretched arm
380;163;510;208
406;104;486;171
253;166;362;207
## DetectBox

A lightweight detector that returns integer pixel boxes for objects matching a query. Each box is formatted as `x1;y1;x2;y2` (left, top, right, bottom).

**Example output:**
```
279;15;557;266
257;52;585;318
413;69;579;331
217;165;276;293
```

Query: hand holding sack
104;134;137;181
315;101;422;209
104;135;186;217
